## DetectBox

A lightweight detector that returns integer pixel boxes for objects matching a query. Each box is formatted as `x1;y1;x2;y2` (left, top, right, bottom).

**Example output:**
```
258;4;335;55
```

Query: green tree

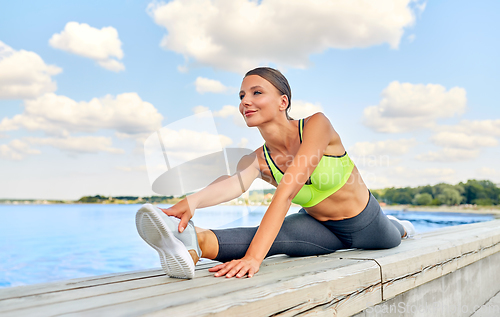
430;198;441;206
392;191;413;204
369;179;499;206
437;187;463;205
418;185;434;197
461;180;487;204
474;198;493;205
383;187;416;204
412;193;433;205
371;191;381;200
459;180;500;205
77;195;107;203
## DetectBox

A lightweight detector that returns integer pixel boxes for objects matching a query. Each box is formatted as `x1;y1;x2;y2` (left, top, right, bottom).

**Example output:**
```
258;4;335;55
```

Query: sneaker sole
136;205;194;279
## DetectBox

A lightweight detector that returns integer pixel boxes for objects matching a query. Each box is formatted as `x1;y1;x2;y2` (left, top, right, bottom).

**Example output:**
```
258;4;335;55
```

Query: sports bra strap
263;144;280;175
299;118;304;143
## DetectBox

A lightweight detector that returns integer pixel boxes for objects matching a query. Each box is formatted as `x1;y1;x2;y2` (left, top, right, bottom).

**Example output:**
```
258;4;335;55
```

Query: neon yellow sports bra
263;118;354;208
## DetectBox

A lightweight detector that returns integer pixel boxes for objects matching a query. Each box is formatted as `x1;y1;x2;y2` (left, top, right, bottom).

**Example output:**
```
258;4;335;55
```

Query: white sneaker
136;203;200;279
387;215;416;239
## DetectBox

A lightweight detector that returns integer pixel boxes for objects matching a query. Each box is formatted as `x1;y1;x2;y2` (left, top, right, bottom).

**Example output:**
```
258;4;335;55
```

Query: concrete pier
1;220;499;316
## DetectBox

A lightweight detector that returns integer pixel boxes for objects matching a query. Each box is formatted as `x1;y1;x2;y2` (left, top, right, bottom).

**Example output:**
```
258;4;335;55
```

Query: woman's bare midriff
303;166;370;221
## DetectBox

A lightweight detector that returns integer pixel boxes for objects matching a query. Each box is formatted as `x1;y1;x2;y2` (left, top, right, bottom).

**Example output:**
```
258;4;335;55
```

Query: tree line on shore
76;195;179;204
371;179;500;206
72;179;499;206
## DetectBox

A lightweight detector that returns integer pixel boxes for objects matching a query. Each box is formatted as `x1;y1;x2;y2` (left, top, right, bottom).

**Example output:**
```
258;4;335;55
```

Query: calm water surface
0;203;494;288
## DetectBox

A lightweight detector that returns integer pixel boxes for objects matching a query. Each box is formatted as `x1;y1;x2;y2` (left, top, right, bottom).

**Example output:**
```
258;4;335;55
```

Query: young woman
135;67;414;279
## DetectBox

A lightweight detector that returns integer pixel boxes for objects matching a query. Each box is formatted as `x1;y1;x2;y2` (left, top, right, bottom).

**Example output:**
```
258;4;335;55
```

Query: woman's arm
210;113;335;278
189;153;261;208
161;152;261;232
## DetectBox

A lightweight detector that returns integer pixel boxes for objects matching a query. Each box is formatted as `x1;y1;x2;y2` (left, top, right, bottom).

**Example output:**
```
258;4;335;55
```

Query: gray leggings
212;192;404;262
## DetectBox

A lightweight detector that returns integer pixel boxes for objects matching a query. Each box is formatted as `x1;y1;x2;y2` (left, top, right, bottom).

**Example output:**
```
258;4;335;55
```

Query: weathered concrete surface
471;290;500;317
0;256;382;317
1;220;499;317
353;251;500;317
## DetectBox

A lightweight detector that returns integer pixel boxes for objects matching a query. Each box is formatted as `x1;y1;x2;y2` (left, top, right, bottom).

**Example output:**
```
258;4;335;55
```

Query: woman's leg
206;211;346;263
388;219;406;237
322;192;404;250
350;210;404;249
194;193;406;262
196;228;219;259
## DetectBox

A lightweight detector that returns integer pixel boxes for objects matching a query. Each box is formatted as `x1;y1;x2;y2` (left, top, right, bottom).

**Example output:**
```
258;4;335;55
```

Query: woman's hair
245;67;293;120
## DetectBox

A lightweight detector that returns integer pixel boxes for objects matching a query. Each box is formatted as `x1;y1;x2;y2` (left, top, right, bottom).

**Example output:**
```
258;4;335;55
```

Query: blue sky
1;0;499;200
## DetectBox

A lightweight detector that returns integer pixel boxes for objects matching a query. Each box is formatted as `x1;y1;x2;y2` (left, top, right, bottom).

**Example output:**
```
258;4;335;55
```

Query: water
0;204;494;288
383;209;495;234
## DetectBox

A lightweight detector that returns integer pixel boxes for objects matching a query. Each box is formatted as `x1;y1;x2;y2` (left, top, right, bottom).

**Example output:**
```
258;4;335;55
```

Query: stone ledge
0;220;499;317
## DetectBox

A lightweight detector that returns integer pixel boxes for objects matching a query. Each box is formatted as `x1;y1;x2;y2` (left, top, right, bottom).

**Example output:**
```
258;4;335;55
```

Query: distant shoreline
2;199;500;216
383;204;500;215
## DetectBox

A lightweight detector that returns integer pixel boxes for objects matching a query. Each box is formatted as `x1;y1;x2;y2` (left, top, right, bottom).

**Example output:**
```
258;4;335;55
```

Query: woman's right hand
159;198;195;233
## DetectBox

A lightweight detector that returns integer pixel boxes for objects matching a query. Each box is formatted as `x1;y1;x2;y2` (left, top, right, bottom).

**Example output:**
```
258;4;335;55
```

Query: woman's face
239;75;287;127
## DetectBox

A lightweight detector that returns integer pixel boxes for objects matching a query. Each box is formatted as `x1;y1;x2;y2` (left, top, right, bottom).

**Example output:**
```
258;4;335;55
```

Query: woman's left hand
208;256;261;278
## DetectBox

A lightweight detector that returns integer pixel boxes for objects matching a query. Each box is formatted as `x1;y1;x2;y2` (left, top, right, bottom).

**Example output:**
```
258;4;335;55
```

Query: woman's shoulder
236;146;265;171
302;112;329;123
302;112;333;131
301;112;342;147
236;146;278;186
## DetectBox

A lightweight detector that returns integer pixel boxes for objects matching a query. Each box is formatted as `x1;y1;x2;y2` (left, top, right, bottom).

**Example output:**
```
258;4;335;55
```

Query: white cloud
349;138;417;157
421;119;500;162
416;148;480;162
237;137;249;148
477;167;498;175
26;136;124;154
148;0;421;72
477;167;500;181
0;139;40;160
431;131;498;150
436;119;500;137
116;165;148;172
97;59;125;72
348;139;413;171
195;77;229;94
192;105;246;126
177;65;189;73
0;41;62;100
155;127;233;163
49;22;124;72
419;168;455;177
161;128;232;152
0;92;163;137
288;100;323;119
352;156;402;171
191;105;215;119
213;105;239;118
416;1;427;14
213;105;246;127
363;81;467;133
361;165;456;189
193;105;210;114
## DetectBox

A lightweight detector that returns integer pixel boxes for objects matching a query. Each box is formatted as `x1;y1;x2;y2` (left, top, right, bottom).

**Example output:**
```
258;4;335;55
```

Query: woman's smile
244;109;257;117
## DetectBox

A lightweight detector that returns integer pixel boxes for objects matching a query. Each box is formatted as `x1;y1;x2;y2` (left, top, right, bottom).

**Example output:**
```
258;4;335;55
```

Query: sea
0;203;495;288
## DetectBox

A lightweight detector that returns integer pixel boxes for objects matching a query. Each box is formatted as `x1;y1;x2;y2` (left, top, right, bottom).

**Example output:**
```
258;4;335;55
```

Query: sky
1;0;499;200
